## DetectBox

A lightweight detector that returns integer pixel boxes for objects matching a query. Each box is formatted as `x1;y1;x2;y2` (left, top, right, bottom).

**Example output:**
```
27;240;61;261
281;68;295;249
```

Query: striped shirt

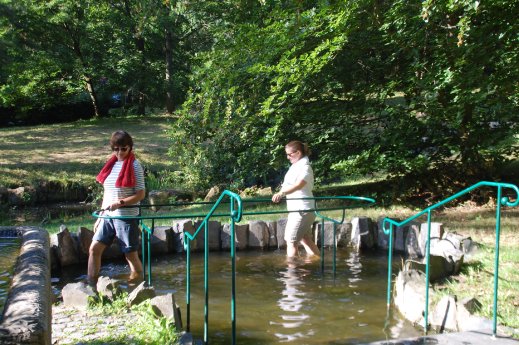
104;159;145;217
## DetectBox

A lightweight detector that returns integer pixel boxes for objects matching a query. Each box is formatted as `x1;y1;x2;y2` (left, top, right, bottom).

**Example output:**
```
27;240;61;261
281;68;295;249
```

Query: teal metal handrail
381;181;519;336
93;193;376;344
183;190;242;345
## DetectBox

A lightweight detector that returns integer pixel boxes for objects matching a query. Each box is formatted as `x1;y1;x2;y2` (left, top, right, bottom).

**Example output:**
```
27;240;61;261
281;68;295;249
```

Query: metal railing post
492;186;502;337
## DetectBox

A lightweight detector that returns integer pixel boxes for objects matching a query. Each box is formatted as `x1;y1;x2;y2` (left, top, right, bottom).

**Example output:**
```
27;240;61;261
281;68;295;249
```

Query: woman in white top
88;130;145;287
272;141;320;258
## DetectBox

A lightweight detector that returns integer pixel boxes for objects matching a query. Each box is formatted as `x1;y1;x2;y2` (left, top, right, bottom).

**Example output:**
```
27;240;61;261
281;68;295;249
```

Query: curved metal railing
93;192;376;345
381;181;519;336
183;190;242;345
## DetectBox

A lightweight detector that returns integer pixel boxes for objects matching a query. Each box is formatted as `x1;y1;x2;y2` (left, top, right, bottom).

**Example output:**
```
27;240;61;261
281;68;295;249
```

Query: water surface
59;248;422;344
0;238;21;317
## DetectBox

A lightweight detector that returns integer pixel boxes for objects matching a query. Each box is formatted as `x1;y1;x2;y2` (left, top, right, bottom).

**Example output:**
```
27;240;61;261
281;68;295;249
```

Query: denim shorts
93;218;140;253
284;211;316;243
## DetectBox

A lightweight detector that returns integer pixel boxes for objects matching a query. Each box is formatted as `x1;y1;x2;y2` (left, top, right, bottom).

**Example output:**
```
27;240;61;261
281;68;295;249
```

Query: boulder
221;223;249;250
419;222;444;255
77;226;94;262
148;190;170;212
315;221;351;248
150;293;183;330
204;186;221;202
405;222;422;257
127;282;156;306
56;225;79;266
394;269;429;324
62;282;97;310
276;218;288;249
150;226;174;255
96;276;122;301
173;220;197;252
430;295;458;332
193;220;221;251
351;217;376;250
248;221;269;249
266;221;277;249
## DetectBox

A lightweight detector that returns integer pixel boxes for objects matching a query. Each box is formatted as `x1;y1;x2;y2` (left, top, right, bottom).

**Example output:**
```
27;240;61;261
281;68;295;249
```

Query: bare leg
286;242;299;258
125;250;143;282
88;240;107;285
300;235;320;257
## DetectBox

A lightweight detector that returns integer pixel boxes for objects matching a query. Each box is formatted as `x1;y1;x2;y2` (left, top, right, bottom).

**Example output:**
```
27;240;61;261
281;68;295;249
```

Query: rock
193;220;221;251
62;282;97;310
394;269;429;324
248;221;269;249
174;219;197;251
405;255;454;282
96;276;122;301
56;225;79;266
405;222;422;257
204;186;221;202
150;293;183;330
419;222;444;255
150;226;174;255
148;190;169;212
351;217;376;250
456;297;492;332
276;218;288;249
430;295;458;332
7;186;35;206
266;221;277;249
221;223;249;250
77;226;94;262
315;221;351;248
376;217;393;250
127;282;156;306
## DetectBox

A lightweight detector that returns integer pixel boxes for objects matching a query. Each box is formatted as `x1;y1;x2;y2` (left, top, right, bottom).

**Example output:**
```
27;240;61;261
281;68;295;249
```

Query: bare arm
272;179;307;203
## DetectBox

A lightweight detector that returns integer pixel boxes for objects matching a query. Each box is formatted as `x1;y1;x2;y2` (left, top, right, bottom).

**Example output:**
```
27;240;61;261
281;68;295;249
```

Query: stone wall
0;226;52;345
50;215;470;270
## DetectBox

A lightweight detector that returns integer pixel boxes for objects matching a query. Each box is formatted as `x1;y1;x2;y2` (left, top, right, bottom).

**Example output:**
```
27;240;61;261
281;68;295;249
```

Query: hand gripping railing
183;190;242;345
381;181;519;337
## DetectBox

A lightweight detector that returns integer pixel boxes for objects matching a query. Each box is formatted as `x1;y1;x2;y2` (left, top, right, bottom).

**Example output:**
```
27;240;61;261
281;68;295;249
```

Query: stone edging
0;226;51;345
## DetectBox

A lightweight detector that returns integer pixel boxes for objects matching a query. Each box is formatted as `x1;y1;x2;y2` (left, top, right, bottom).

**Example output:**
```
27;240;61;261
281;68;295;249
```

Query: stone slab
361;330;519;345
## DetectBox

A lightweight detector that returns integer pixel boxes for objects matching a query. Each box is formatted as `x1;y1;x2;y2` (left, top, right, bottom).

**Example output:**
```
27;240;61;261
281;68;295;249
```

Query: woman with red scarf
88;130;146;287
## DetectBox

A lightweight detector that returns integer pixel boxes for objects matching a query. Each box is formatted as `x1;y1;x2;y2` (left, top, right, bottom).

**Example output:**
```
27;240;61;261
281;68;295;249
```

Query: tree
170;0;519;198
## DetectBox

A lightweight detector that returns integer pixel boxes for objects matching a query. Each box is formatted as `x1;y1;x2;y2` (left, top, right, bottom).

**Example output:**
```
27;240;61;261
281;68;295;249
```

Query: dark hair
286;140;311;157
110;130;133;149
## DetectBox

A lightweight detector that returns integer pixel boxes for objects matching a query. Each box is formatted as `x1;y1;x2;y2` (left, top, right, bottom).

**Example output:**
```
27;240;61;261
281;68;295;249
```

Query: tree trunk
135;35;146;116
165;27;175;114
84;75;101;117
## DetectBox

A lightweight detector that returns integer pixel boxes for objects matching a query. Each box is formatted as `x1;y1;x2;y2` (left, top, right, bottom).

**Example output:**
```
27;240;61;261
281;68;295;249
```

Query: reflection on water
0;238;21;315
273;261;313;342
55;248;423;344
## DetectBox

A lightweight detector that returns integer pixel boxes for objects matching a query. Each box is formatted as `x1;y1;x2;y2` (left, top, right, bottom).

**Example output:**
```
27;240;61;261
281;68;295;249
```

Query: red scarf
96;152;136;187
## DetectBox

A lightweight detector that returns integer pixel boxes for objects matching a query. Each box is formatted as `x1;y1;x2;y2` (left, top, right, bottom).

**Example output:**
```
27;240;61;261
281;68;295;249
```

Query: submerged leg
125;250;143;282
300;235;320;257
87;240;107;286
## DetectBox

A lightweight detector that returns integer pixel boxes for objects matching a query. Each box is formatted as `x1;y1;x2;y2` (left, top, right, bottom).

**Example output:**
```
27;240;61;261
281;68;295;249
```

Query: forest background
1;0;518;203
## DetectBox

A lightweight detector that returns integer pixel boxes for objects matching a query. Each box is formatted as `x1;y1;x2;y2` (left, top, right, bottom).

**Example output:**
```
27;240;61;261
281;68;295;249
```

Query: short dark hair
110;130;133;149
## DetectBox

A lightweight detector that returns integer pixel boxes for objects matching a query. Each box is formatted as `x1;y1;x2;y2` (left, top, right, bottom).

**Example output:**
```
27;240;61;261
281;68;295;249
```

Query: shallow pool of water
57;248;422;344
0;238;21;316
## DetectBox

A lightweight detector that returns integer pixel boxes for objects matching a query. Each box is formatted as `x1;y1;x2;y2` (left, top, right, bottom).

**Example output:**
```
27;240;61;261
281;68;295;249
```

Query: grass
0;114;175;188
57;292;181;345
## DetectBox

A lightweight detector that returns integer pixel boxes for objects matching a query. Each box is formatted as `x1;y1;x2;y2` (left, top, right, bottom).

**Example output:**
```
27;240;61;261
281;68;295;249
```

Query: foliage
170;0;519;198
0;0;196;119
86;292;179;345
